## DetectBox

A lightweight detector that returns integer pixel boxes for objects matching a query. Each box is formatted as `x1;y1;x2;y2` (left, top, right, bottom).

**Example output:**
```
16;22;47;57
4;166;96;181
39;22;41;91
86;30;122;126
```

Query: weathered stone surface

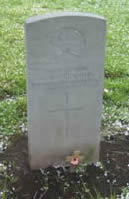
25;12;106;169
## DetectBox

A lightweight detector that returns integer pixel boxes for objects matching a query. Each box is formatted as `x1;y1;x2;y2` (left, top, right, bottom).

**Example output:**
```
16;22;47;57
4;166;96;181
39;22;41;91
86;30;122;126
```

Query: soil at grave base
1;134;129;199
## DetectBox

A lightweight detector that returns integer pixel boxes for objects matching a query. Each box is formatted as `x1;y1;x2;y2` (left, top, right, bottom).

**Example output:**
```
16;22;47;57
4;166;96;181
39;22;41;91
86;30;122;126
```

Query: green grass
0;97;26;135
0;0;129;134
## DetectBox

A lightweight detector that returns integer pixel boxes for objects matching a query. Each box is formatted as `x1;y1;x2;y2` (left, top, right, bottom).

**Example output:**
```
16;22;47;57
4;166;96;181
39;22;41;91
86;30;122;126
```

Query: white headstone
25;12;106;169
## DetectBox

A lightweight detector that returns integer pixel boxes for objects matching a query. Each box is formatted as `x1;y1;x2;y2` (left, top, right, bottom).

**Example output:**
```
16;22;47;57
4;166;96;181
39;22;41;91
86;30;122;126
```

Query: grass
0;97;26;135
0;0;129;134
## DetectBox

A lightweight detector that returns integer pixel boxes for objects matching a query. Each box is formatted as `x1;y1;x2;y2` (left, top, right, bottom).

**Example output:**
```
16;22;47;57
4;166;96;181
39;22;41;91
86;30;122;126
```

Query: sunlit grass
0;97;26;135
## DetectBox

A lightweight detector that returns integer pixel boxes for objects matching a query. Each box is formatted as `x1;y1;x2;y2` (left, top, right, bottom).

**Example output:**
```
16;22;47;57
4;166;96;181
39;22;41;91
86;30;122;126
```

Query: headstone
25;12;106;169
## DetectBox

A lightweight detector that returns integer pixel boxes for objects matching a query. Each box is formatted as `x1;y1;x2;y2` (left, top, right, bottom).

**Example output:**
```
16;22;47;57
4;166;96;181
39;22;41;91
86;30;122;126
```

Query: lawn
0;0;129;135
0;0;129;198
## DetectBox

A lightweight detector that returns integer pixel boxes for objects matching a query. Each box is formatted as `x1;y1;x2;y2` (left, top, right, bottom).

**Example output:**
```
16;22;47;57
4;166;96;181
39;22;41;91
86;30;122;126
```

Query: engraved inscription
48;106;85;113
64;91;69;141
30;68;100;87
52;27;86;57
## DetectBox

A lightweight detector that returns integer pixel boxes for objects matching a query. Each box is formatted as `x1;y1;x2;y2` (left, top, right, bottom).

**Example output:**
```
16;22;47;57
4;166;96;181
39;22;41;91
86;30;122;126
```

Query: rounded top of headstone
25;12;106;24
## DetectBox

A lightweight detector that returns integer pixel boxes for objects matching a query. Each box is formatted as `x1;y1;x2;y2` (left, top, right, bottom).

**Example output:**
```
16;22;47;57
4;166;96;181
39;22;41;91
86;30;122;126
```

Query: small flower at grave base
70;157;80;166
65;150;83;166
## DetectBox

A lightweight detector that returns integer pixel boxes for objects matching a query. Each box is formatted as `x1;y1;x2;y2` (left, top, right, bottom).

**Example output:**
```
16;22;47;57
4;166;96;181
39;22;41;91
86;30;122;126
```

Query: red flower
66;150;82;166
70;157;80;166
